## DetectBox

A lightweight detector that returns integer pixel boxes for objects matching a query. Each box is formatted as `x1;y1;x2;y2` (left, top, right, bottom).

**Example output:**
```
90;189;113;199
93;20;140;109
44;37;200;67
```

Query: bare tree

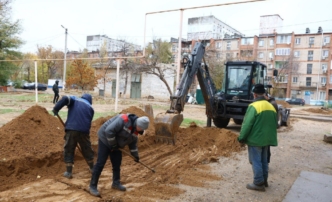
139;39;174;96
95;42;114;92
271;52;300;97
36;45;64;83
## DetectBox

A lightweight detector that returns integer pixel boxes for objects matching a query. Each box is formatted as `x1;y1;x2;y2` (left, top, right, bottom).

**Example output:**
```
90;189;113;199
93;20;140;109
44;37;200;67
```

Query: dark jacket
98;113;139;156
238;96;278;147
53;81;59;93
53;94;94;134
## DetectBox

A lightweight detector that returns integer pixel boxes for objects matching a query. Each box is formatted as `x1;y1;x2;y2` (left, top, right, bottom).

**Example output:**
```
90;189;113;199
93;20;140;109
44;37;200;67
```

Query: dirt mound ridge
303;108;332;115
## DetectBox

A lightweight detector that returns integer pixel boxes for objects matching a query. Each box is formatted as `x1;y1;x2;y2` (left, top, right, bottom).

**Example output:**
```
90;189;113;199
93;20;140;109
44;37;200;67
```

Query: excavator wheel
213;117;230;128
233;119;243;125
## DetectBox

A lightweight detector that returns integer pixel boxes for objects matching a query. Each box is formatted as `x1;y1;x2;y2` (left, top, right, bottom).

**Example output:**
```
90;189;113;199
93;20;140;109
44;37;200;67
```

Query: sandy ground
0;91;332;202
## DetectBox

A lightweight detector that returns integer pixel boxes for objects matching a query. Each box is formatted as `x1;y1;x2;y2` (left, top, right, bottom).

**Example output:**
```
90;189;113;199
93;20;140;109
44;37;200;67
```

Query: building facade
170;28;332;102
187;15;244;41
86;35;141;54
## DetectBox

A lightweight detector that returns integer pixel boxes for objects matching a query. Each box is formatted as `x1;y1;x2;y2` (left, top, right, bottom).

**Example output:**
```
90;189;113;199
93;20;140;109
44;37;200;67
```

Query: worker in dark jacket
238;84;278;192
52;94;95;179
89;114;150;197
52;80;59;104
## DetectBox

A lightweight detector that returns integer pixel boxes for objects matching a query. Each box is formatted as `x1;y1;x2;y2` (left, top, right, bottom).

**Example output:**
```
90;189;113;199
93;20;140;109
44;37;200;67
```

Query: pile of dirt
0;105;245;201
276;100;291;108
0;105;64;191
303;108;332;115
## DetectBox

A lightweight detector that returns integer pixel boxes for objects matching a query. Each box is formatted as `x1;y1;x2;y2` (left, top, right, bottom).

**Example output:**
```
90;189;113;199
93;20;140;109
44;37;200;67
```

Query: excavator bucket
154;113;183;145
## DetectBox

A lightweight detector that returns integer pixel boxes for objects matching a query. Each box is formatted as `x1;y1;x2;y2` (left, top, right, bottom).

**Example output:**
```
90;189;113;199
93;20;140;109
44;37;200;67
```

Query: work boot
246;182;265;192
63;166;73;179
112;171;126;191
89;172;101;197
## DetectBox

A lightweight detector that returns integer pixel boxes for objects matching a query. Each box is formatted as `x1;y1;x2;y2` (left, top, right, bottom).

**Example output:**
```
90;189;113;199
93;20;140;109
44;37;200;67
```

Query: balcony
273;82;288;89
298;82;319;88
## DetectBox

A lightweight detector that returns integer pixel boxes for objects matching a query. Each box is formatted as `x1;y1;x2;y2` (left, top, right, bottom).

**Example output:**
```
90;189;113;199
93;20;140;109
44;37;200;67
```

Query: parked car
286;98;305;106
22;82;48;91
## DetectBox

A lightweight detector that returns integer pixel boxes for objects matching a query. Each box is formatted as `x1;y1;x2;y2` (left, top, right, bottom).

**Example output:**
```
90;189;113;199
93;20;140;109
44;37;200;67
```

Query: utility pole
61;25;68;91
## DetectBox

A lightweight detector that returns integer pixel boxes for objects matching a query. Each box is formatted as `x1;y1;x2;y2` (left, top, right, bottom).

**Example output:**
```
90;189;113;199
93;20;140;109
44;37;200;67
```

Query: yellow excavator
154;42;290;145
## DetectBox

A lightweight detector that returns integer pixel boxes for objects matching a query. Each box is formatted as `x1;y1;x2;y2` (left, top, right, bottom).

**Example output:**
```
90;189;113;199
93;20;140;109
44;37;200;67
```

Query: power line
68;33;85;49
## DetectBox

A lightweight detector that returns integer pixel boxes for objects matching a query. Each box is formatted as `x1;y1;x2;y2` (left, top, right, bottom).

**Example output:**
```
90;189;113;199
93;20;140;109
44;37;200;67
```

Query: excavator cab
222;61;267;100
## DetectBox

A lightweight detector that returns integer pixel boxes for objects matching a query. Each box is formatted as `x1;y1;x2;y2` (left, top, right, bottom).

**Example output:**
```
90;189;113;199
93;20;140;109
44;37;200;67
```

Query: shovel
118;148;155;173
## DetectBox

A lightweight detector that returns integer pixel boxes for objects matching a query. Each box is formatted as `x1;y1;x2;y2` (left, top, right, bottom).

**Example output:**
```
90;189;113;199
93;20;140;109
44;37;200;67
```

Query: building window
275;48;290;55
216;53;221;58
277;35;291;44
226;53;231;59
241;38;253;45
330;75;332;83
308;50;313;61
294;51;300;57
321;77;327;84
172;45;177;52
292;77;298;83
269;52;273;59
259;52;264;58
322;64;327;72
259;40;264;46
319;91;326;100
216;42;221;49
306;77;311;87
324;36;330;44
269;64;273;69
307;64;312;74
227;41;231;50
295;38;301;44
270;39;274;46
309;37;315;45
323;50;329;57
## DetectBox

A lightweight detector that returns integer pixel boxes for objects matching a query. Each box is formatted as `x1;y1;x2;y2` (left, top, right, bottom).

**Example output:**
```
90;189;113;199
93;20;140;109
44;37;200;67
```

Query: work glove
52;109;58;116
110;144;118;151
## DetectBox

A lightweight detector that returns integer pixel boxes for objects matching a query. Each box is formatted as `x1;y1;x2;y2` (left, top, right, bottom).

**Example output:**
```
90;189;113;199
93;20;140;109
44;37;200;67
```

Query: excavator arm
155;42;217;144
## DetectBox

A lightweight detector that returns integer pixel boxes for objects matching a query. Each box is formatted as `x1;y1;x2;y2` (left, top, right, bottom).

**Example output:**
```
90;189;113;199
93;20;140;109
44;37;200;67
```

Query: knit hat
136;116;150;130
253;84;265;94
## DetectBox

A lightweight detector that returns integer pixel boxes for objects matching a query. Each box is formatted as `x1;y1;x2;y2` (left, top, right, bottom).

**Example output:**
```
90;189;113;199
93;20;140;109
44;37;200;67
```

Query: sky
11;0;332;54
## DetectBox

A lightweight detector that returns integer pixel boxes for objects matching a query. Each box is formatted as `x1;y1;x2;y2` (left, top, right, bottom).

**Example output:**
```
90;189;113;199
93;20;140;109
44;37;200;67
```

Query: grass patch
0;109;25;114
1;93;53;102
152;105;169;110
181;118;205;127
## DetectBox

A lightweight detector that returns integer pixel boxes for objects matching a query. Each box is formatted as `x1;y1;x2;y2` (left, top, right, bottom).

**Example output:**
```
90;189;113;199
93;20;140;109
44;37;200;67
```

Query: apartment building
86;35;141;54
187;15;244;41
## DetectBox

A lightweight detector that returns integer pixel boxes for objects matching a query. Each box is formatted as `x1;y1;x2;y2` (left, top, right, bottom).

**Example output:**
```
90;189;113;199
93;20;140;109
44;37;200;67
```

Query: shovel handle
118;148;155;173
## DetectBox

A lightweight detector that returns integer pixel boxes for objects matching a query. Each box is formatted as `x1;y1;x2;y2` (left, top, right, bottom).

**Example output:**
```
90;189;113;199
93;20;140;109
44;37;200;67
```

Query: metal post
115;59;120;112
61;25;68;91
176;9;183;87
34;60;38;103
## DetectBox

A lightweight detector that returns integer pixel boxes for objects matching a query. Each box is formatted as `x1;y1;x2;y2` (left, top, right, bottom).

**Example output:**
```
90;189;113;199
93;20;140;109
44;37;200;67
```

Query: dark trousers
63;130;94;164
93;139;122;177
53;92;59;103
